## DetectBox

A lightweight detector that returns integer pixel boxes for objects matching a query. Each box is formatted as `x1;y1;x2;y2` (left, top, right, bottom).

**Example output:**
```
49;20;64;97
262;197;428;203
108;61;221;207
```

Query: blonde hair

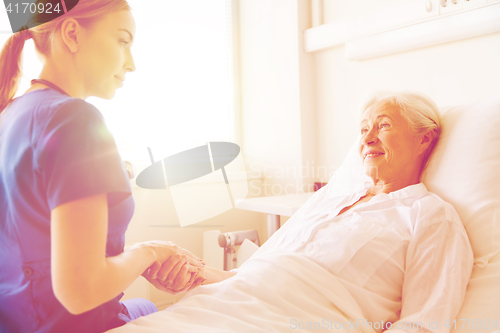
360;90;442;172
0;0;131;112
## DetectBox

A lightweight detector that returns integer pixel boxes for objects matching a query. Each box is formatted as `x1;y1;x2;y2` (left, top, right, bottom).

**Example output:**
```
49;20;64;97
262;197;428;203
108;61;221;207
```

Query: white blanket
109;249;377;333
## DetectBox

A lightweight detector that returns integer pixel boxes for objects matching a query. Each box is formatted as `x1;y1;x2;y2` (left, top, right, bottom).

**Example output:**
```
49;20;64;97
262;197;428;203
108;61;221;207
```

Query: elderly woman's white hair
360;90;442;172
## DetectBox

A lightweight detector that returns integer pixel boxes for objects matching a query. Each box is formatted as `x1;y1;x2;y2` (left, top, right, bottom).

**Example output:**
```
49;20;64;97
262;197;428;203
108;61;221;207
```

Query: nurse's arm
50;193;201;315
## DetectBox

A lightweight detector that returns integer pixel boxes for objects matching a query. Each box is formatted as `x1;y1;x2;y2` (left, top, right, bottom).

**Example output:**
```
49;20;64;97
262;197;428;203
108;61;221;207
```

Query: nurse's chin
93;89;118;100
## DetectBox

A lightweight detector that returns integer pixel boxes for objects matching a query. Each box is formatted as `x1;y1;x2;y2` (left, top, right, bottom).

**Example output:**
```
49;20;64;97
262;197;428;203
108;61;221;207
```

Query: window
2;0;238;167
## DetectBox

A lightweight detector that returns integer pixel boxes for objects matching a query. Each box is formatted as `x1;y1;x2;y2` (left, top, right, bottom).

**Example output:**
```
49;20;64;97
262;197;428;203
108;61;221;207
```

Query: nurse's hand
140;240;204;268
164;261;207;294
142;255;203;294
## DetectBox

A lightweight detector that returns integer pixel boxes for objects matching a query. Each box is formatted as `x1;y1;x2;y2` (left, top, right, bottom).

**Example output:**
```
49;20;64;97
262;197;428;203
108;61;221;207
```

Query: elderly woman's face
359;102;424;182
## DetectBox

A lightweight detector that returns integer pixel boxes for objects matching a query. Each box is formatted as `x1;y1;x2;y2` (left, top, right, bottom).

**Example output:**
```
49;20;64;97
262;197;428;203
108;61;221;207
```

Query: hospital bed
109;95;500;332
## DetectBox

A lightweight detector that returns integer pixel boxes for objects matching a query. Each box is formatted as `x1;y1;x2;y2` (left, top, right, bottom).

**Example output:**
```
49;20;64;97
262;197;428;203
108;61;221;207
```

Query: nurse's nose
125;49;136;73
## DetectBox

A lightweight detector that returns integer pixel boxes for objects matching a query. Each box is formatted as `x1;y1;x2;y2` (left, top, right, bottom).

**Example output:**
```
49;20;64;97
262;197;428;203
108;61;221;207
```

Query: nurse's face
76;10;136;99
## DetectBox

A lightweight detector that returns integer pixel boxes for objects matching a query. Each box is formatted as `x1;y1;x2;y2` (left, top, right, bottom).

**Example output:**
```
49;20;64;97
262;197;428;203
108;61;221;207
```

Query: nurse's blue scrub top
0;88;135;332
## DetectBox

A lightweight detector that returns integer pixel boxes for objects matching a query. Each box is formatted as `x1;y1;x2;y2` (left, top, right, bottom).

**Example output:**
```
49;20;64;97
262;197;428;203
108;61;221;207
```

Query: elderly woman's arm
147;260;237;293
199;266;237;285
387;203;473;333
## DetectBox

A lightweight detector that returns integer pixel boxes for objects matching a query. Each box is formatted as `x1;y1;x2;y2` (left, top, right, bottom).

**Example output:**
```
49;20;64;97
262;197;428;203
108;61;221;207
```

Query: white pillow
323;140;371;199
422;95;500;327
422;95;500;268
451;252;500;333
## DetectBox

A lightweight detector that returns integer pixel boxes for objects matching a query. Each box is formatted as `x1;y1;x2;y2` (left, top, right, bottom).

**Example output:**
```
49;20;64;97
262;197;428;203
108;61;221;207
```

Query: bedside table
235;192;315;239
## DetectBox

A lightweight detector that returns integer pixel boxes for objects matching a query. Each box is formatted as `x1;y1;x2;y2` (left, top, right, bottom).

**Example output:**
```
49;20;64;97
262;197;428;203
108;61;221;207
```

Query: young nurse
0;1;208;331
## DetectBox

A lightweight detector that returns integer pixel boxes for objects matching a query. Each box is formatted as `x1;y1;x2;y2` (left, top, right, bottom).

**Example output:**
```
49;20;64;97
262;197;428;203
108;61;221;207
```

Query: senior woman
130;91;474;333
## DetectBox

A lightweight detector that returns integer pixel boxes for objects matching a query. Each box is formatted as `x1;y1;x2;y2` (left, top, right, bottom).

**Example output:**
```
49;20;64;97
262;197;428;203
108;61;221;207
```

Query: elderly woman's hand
135;240;205;293
142;254;205;294
186;266;208;290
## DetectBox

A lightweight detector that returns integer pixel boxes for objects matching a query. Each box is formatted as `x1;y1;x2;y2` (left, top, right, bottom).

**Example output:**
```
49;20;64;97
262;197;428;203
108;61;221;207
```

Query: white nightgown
257;182;474;333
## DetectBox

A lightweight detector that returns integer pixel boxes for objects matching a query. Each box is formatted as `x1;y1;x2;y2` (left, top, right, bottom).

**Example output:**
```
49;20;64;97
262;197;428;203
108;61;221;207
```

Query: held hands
140;241;207;294
143;256;207;294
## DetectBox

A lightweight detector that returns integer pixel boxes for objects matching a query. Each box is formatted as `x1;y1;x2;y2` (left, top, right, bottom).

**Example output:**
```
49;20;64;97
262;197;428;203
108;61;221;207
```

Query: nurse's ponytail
0;29;32;113
0;0;131;113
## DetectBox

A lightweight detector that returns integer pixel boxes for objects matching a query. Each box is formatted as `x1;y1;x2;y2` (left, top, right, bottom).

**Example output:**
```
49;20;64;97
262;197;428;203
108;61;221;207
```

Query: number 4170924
444;319;498;330
5;2;61;15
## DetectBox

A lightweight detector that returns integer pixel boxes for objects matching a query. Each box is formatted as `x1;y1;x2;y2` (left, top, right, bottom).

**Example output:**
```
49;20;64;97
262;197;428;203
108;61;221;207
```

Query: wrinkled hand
188;265;207;290
143;255;207;294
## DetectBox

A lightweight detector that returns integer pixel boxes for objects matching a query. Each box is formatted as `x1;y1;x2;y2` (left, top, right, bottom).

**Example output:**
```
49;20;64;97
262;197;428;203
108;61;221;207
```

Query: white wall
237;0;499;194
238;0;326;195
317;0;500;168
316;31;500;168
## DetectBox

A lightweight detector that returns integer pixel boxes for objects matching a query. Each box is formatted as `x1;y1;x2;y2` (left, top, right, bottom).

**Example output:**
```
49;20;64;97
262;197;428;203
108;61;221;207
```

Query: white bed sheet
109;249;377;333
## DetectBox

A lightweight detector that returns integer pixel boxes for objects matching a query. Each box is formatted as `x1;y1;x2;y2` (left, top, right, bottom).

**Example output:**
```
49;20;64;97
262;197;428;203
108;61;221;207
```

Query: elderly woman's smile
358;100;433;190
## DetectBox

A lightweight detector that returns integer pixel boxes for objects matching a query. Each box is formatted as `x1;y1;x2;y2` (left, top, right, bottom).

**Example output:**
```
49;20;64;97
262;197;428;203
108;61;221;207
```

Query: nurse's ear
58;18;82;53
